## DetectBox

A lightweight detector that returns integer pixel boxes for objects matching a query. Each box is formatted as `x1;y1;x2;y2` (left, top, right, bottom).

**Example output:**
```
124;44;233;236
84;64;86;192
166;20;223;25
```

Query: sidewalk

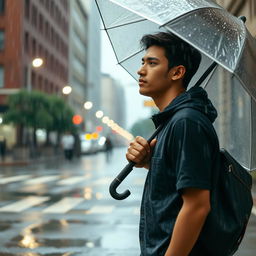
0;152;64;166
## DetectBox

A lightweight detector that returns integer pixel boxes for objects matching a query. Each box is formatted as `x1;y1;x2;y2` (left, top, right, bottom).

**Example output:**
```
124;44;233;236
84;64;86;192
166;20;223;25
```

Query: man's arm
165;188;211;256
126;136;157;169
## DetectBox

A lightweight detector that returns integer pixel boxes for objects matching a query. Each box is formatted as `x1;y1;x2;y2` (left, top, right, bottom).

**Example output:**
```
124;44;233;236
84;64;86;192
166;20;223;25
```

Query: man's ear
169;65;186;81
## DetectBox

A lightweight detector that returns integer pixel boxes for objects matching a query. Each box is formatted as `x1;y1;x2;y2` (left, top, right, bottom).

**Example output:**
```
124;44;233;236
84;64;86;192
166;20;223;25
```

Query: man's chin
139;88;151;97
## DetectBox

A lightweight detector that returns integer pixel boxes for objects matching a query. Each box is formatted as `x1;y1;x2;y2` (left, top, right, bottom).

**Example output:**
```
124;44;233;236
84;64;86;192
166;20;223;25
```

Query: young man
126;32;219;255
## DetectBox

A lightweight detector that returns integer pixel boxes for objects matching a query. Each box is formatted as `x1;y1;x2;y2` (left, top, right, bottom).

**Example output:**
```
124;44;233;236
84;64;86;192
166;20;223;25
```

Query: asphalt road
0;147;255;256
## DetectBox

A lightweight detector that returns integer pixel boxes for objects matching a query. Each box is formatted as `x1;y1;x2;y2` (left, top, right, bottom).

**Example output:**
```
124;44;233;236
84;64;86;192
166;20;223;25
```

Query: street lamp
32;58;44;68
62;85;72;95
84;101;93;110
27;57;44;92
95;110;104;118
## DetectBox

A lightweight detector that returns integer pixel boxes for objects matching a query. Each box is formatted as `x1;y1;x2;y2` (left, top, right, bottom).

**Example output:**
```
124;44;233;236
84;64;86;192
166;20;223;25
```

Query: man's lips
139;79;146;85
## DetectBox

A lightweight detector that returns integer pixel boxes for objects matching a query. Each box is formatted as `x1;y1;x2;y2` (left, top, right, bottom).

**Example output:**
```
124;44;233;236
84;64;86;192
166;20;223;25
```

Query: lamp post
27;57;44;92
62;85;72;95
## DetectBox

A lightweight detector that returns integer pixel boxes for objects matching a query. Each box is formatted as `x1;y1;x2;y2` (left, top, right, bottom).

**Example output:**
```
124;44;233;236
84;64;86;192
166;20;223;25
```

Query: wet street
0;147;255;256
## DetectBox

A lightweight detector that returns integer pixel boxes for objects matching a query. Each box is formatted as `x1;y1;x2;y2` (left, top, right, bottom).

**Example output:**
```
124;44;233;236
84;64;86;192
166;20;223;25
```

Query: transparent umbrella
95;0;256;198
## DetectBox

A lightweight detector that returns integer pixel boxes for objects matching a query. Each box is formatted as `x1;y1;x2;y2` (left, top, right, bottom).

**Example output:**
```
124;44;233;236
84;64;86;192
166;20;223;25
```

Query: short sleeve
170;118;213;193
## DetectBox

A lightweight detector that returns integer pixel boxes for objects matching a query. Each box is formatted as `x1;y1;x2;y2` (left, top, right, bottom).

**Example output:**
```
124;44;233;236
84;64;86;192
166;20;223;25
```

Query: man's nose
137;66;146;76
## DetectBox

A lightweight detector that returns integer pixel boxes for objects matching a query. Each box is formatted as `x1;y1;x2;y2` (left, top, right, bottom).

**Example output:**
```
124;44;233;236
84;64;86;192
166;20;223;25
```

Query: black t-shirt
139;108;219;256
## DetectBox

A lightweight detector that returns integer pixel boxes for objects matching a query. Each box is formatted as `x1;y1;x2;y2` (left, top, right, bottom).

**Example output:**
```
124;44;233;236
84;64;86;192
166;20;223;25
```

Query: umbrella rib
159;6;222;28
105;18;147;31
95;0;120;63
118;49;144;65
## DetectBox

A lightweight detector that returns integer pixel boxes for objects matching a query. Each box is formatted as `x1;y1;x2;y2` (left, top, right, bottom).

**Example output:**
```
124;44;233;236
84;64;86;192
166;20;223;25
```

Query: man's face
137;45;172;98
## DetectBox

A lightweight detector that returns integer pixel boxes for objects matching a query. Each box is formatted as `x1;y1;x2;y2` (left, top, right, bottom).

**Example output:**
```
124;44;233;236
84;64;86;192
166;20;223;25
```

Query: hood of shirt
152;86;218;128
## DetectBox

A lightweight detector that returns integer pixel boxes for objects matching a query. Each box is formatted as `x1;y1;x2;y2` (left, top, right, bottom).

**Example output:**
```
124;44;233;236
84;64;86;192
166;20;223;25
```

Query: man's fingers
150;138;157;148
133;136;151;153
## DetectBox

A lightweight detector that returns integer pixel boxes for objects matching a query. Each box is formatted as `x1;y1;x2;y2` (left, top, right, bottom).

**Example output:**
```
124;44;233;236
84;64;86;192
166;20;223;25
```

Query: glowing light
0;117;3;124
32;58;43;68
96;126;103;132
98;136;106;146
62;85;72;95
72;115;83;125
92;132;99;140
85;133;92;140
102;116;109;123
84;101;93;110
95;111;104;118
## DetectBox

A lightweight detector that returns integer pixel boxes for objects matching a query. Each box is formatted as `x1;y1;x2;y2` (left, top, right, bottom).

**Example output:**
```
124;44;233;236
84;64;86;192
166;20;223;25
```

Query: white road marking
24;175;59;185
0;175;31;184
0;196;49;212
86;205;115;214
92;177;113;186
43;197;84;213
133;178;145;185
252;206;256;217
57;175;90;185
133;207;140;215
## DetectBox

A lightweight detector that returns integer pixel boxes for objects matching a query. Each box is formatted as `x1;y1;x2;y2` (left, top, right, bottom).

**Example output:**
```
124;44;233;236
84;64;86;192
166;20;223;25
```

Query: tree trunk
45;130;51;146
33;127;37;147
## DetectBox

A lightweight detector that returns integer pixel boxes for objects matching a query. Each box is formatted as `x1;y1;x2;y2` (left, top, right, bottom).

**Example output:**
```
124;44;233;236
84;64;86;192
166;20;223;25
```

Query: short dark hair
140;32;201;89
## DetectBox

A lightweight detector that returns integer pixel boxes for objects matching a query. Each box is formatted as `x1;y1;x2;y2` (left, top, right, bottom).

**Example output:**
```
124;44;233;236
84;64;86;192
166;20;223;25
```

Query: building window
32;38;36;56
25;0;30;19
31;5;37;28
0;65;4;88
0;0;5;14
24;32;29;53
0;30;4;50
39;14;43;32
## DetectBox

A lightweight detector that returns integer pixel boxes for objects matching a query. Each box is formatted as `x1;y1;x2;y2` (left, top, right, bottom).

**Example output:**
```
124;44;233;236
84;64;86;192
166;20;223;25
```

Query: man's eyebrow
141;57;159;62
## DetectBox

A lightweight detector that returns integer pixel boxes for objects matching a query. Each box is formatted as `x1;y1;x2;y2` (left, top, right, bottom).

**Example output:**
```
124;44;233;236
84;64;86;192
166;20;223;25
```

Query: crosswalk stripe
86;205;115;214
57;175;90;185
252;206;256;217
0;175;31;184
24;175;59;185
42;197;84;213
92;177;113;186
0;196;49;212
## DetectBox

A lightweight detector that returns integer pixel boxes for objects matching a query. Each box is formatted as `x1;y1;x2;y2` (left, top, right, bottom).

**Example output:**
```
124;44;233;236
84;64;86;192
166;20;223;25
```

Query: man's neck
153;87;185;112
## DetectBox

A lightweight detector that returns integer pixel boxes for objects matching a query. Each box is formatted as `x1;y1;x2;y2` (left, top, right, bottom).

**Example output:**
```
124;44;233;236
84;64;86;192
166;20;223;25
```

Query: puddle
0;220;20;231
6;235;100;249
0;253;77;256
31;220;68;233
31;219;103;234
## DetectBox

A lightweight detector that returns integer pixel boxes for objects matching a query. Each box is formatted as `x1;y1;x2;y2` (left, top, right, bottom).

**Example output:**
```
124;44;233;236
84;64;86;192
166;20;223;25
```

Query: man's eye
149;62;156;65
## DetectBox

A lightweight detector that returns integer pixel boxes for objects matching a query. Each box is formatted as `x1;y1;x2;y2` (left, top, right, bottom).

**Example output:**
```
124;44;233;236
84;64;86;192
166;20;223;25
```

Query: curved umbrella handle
109;161;135;200
109;124;164;200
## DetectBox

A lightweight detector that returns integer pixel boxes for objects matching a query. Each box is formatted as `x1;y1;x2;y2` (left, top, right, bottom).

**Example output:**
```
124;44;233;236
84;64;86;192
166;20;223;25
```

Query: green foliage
47;95;76;133
4;90;75;133
130;118;155;138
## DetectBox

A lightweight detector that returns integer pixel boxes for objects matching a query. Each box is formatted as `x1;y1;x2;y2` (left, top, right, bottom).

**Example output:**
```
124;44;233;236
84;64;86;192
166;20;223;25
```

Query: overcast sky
100;31;152;130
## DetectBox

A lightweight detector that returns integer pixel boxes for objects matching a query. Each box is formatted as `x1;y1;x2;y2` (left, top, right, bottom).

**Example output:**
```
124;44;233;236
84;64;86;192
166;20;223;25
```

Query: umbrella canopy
96;0;256;171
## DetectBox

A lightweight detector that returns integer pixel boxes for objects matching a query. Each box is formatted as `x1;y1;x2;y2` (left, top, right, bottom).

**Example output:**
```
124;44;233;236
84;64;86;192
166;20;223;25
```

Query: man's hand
126;136;157;169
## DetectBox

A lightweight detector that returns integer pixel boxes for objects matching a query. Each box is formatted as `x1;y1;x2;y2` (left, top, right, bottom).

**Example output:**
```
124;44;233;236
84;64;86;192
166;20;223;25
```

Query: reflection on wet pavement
0;253;76;256
6;235;98;248
0;149;254;255
0;220;20;231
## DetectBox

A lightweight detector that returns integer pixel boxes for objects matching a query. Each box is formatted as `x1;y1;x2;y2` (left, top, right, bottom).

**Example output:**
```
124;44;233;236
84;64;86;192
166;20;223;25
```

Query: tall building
0;0;70;145
101;73;126;129
68;0;89;127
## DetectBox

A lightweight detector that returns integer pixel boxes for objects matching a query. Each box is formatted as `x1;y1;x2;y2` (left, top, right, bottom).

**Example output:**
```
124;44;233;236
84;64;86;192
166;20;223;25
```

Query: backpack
200;148;253;256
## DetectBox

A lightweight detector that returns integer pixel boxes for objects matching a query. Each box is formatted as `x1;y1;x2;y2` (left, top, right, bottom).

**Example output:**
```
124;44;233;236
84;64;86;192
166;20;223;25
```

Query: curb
0;155;64;167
